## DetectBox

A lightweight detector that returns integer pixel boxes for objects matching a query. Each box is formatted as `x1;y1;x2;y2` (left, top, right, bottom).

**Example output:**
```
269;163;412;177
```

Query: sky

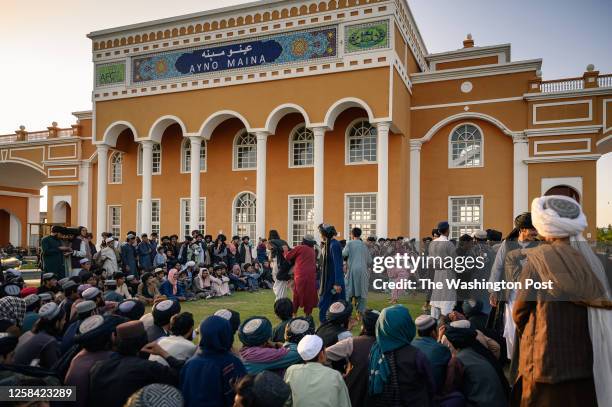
1;0;611;225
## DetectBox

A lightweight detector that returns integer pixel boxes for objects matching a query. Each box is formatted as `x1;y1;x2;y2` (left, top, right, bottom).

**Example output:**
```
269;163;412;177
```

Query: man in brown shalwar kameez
512;195;612;407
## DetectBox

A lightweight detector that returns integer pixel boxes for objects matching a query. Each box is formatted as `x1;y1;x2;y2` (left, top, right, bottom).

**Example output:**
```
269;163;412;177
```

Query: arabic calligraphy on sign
131;26;337;84
344;20;389;54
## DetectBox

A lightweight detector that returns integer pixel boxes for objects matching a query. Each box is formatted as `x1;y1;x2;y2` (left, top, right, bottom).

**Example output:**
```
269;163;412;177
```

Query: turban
125;384;184;407
251;371;291;407
20;287;38;298
238;316;272;347
444;326;477;349
214;309;241;334
152;300;180;326
285;317;315;344
318;223;337;239
117;299;145;321
531;195;586;238
326;300;352;323
362;309;380;336
514;212;534;230
0;296;26;326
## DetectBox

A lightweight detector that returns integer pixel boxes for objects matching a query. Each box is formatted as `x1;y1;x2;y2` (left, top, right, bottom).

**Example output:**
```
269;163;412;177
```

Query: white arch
148;115;187;143
231;190;257;239
53;200;71;224
264;103;311;134
417;112;517;143
102;121;138;147
323;97;375;130
0;209;22;246
198;110;252;140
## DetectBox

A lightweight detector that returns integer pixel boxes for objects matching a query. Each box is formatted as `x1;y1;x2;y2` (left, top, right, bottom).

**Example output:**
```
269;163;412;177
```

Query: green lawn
174;289;427;337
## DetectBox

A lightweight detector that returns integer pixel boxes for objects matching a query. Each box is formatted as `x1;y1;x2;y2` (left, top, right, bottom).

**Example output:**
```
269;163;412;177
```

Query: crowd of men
0;194;610;407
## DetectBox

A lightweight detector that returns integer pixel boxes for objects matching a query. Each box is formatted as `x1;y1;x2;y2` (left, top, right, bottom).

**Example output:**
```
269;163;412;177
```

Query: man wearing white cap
411;314;450;392
284;335;351;407
512;195;612;407
99;237;119;276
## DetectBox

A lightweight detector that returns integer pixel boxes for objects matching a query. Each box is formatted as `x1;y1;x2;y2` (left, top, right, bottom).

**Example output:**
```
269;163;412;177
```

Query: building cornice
0;191;43;198
72;110;93;121
524;86;612;101
42;181;82;186
523;154;601;164
525;125;602;137
410;59;542;84
426;43;511;63
0;137;81;148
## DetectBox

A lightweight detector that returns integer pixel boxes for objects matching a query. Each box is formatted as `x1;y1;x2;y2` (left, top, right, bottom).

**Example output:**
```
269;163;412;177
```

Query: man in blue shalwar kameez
317;224;345;323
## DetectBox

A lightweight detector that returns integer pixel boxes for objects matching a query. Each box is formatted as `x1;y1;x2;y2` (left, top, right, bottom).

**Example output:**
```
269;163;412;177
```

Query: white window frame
136;199;161;235
107;205;121;238
344;192;377;239
232;191;257;240
345;118;378;165
287;194;315;247
179;197;206;237
448;122;484;169
288;124;314;168
137;142;162;176
108;151;123;184
448;195;484;240
180;138;207;173
232;130;257;171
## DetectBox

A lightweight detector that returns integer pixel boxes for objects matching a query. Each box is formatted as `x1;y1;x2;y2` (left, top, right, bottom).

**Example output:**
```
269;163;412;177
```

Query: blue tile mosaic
132;26;337;84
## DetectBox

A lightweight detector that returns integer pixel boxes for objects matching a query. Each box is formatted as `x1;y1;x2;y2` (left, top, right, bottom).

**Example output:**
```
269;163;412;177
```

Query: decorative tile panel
344;20;389;54
131;26;337;84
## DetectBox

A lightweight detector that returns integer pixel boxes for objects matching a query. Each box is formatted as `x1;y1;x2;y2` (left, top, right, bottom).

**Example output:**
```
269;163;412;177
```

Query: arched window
137;142;162;175
181;139;207;172
233;131;257;170
233;192;256;239
449;124;483;168
289;125;314;167
346;119;377;164
109;152;123;184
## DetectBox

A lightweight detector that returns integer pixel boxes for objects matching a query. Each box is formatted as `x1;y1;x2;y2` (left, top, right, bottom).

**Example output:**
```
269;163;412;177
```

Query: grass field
175;289;427;337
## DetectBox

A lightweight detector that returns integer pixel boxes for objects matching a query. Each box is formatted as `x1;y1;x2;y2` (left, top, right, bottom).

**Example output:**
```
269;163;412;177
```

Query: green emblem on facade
96;63;126;86
345;20;389;53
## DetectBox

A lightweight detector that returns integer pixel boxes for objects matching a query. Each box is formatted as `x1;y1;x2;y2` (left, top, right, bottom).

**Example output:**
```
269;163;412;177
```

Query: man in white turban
512;195;612;407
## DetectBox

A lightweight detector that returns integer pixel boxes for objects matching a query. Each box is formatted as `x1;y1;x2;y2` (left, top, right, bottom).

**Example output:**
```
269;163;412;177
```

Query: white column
27;195;41;247
409;140;422;239
255;131;269;240
95;144;109;243
513;134;529;218
78;161;92;228
189;135;203;233
140;140;154;235
312;127;326;235
375;122;390;238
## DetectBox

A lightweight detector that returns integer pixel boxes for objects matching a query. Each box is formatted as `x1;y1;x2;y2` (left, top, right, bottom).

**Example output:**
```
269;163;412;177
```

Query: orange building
1;0;611;248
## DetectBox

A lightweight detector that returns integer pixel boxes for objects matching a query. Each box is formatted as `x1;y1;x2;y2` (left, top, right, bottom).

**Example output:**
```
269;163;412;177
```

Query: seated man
284;335;351;407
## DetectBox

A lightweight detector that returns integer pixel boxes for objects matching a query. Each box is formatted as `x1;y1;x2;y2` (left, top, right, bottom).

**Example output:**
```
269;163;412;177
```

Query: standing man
513;196;612;406
318;224;345;323
238;236;253;267
285;234;318;317
120;234;138;277
41;226;69;279
488;212;537;379
428;221;457;320
137;234;153;273
343;227;372;318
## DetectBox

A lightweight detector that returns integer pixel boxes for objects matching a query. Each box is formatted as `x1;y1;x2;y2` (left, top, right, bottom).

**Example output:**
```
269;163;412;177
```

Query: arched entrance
0;209;22;246
544;185;580;203
53;201;71;225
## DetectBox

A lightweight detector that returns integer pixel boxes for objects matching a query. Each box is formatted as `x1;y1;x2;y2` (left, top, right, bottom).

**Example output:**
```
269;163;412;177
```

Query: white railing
0;128;75;144
540;77;584;92
598;74;612;88
0;135;17;144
